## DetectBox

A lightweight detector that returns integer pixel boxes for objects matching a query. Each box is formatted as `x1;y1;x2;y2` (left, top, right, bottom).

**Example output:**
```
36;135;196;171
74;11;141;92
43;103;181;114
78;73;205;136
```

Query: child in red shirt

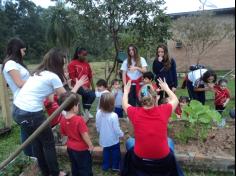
175;96;190;118
59;92;94;176
213;78;231;114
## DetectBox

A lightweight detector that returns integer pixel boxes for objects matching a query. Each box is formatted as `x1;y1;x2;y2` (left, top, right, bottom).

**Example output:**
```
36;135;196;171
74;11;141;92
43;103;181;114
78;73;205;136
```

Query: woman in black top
152;44;178;104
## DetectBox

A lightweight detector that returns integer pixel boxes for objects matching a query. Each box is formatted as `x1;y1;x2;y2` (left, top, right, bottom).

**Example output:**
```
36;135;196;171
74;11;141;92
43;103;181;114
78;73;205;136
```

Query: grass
0;62;235;175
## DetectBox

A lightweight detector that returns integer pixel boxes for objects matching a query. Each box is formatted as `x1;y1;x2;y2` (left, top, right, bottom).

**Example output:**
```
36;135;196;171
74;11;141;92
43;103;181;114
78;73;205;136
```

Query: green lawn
0;63;235;175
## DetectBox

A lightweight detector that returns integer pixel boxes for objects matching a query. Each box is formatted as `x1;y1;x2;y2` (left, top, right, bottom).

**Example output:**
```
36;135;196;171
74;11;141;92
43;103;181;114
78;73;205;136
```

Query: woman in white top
121;44;147;106
13;48;87;176
2;38;33;157
96;92;124;172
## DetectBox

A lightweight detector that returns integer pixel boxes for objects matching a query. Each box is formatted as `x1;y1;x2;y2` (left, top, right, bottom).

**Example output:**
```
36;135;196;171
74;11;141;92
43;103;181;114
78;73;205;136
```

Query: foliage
65;0;171;80
0;154;32;176
171;100;222;143
172;10;235;69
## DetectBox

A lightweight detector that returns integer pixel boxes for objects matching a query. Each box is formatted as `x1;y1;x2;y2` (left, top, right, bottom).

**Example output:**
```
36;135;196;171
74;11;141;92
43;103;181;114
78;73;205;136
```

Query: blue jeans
126;137;175;152
67;148;93;176
114;107;123;118
103;143;121;171
20;129;34;156
12;105;60;176
78;87;96;110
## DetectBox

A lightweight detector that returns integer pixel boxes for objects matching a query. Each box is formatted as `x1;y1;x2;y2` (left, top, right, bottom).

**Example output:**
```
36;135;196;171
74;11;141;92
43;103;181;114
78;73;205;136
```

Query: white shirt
111;89;123;107
187;68;207;86
3;60;30;100
120;57;147;80
95;89;109;110
14;71;63;112
96;110;124;147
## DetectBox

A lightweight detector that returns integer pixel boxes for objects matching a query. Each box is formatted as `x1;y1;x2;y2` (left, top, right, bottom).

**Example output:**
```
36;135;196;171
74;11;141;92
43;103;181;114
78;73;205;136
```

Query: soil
87;118;235;157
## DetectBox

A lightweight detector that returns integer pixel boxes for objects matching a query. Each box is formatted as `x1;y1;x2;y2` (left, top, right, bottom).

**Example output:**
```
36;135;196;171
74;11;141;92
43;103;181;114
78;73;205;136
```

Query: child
175;96;190;118
59;92;94;176
111;79;123;118
213;78;231;114
95;79;109;110
142;71;159;92
96;92;124;172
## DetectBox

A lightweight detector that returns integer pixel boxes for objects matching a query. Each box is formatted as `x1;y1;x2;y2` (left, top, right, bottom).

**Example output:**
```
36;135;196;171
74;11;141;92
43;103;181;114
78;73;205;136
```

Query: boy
95;79;109;110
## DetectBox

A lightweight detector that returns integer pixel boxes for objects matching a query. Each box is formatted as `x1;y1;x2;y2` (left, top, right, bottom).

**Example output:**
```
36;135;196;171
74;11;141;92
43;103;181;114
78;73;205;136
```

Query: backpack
189;64;205;71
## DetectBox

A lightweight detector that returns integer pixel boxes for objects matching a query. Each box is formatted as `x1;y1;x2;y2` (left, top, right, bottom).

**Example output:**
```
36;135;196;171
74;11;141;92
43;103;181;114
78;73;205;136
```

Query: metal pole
0;94;76;171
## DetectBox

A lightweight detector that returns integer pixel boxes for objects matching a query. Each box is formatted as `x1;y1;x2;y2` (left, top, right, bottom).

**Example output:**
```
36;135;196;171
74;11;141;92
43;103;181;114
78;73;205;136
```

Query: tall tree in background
65;0;170;81
47;1;75;56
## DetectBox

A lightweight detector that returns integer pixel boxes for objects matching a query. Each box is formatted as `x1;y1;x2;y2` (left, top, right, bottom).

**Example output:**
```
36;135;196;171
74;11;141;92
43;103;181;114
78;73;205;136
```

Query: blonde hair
139;85;157;107
99;92;115;112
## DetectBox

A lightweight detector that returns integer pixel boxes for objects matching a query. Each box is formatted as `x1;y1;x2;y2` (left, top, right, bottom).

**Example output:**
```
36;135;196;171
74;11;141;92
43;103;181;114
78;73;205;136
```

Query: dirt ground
87;118;235;157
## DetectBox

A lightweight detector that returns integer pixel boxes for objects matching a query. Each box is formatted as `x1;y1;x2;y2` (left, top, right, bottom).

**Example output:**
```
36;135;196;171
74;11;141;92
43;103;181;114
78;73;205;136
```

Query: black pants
67;148;93;176
186;80;206;105
77;87;96;110
215;105;225;114
128;85;140;107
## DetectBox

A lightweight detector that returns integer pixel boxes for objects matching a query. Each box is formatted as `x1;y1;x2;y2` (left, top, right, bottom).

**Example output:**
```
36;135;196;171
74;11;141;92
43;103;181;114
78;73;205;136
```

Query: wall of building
168;13;235;72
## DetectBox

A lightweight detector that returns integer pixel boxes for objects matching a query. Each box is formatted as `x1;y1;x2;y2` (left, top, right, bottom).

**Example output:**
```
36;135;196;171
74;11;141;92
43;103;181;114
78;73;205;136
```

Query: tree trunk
106;30;120;82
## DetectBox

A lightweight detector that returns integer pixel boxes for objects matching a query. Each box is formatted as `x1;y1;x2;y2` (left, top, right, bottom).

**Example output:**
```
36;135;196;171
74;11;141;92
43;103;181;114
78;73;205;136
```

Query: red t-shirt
214;85;230;106
127;104;172;159
67;59;92;89
175;105;182;116
44;95;63;127
60;115;89;151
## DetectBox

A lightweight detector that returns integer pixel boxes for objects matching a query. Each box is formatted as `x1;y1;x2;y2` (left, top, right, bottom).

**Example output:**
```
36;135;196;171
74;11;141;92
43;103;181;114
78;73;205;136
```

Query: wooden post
0;66;12;128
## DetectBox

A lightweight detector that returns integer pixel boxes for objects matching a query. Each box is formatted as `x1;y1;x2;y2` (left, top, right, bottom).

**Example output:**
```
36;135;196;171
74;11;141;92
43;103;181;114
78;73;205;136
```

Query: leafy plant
170;100;222;143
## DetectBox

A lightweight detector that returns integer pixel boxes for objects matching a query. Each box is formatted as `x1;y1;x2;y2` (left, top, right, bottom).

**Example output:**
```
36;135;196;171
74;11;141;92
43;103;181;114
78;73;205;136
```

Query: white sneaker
85;109;94;118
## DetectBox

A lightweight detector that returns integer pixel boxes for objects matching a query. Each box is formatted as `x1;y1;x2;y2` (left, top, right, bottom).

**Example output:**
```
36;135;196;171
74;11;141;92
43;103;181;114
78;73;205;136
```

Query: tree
172;11;234;70
46;2;76;56
65;0;169;81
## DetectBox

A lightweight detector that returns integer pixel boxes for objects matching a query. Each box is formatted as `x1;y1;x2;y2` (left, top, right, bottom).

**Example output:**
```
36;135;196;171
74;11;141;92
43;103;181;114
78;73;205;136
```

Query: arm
171;59;178;89
129;66;147;73
81;132;94;151
8;70;26;88
122;80;132;114
122;71;127;85
157;78;179;112
112;115;124;138
55;75;88;96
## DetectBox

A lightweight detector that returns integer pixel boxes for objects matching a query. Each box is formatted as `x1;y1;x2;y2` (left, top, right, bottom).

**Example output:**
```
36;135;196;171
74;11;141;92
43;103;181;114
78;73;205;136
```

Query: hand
75;75;89;88
172;87;177;93
157;78;170;92
124;80;131;94
129;66;137;72
88;145;94;153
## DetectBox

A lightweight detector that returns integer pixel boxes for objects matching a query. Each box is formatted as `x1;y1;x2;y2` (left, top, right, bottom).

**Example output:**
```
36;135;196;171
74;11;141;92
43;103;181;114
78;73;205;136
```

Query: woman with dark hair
68;47;96;119
2;38;33;157
12;48;88;176
187;69;217;105
120;44;147;106
152;44;178;104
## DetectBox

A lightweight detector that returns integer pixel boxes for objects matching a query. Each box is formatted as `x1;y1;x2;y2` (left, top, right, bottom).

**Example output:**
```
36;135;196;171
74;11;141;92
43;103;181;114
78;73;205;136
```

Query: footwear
112;168;120;173
59;171;70;176
84;109;94;118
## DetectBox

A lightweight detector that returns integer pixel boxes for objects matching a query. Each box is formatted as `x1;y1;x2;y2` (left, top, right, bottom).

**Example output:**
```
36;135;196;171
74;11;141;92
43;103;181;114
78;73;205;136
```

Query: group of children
43;71;231;176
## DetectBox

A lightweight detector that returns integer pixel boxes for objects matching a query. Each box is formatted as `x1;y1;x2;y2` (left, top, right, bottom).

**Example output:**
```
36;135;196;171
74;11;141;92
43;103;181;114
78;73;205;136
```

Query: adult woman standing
121;78;184;176
2;38;33;157
152;44;178;104
13;48;87;176
121;44;147;106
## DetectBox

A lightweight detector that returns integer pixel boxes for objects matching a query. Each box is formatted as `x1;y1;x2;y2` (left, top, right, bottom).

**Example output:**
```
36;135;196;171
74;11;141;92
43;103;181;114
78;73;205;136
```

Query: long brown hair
34;48;65;82
156;44;171;70
2;38;27;71
127;44;141;68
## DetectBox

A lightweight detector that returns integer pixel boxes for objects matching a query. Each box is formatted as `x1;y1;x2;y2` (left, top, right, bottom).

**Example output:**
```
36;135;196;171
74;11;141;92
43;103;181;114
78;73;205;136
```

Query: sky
31;0;235;13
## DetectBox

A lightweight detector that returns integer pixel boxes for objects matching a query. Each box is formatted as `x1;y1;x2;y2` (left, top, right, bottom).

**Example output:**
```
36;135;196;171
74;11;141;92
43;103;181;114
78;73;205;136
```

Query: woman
120;44;147;106
152;44;178;104
2;38;33;157
121;78;184;176
13;48;88;176
68;47;96;118
186;69;217;105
